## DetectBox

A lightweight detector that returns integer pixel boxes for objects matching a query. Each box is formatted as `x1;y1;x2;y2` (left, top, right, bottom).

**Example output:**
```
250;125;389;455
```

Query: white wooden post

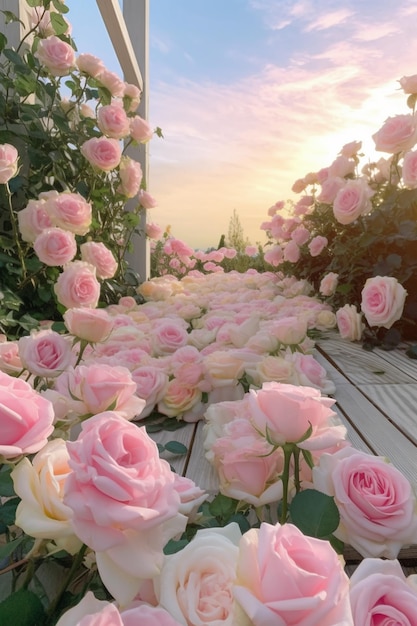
0;0;29;49
96;0;150;281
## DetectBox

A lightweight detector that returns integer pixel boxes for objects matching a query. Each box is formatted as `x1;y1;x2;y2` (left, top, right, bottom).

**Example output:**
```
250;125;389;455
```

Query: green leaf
0;535;25;560
0;589;46;626
50;12;69;35
0;32;7;53
52;0;70;13
0;497;20;527
0;10;22;25
289;489;340;538
0;466;16;497
163;538;188;555
208;493;237;521
163;441;188;455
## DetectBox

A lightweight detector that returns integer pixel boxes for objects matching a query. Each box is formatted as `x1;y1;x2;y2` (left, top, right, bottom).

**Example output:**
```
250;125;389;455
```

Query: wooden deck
150;333;417;573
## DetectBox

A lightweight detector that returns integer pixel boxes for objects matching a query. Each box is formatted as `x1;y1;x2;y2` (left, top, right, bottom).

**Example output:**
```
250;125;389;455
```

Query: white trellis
1;0;151;280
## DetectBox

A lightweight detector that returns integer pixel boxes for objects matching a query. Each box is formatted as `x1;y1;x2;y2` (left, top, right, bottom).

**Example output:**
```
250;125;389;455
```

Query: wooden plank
330;384;417;487
314;349;352;386
185;421;221;495
359;383;417;445
368;346;417;382
149;423;196;475
316;337;416;385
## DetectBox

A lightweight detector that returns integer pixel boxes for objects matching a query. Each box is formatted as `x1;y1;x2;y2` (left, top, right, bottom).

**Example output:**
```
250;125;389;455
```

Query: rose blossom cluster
204;381;348;507
2;275;417;622
15;189;119;309
0;271;337;431
260;76;417;343
52;521;417;625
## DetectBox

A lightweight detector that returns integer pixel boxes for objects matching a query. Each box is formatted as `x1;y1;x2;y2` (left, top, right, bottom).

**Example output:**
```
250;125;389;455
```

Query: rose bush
260;77;417;348
0;0;158;337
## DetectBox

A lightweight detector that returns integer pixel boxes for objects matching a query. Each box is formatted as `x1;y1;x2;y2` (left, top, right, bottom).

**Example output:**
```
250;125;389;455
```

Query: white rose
11;439;82;554
157;523;251;626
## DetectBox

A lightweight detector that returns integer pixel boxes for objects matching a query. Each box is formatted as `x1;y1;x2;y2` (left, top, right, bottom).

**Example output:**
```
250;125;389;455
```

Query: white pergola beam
96;0;143;90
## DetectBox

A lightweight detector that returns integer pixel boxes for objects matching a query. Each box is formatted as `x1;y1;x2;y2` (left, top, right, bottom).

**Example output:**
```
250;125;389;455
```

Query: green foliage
0;1;147;337
270;170;417;345
226;208;250;252
0;589;46;626
289;489;341;546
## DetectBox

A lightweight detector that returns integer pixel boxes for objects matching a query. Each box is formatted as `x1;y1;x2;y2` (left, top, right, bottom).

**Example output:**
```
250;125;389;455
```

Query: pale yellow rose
11;439;82;554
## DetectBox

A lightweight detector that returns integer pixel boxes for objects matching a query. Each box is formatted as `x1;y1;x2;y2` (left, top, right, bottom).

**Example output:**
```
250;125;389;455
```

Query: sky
66;0;417;249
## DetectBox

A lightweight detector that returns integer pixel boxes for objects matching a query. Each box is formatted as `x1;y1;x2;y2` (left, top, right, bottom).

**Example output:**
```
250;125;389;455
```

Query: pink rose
373;114;417;153
402;149;417;188
399;74;417;94
63;307;114;343
123;82;142;112
33;227;77;266
55;593;121;626
336;304;364;340
0;339;22;374
130;115;153;143
291;225;310;245
158;378;203;419
328;154;356;178
122;603;183;626
319;271;339;296
0;143;19;184
131;366;169;418
313;446;417;557
317;176;345;204
291;177;307;193
340;140;362;158
234;522;353;625
35;35;75;76
333;178;374;225
54;261;101;309
283;239;301;263
247;382;346;450
76;53;105;77
264;244;283;266
18;329;73;378
349;558;417;624
97;102;130;139
117;156;143;197
245;245;257;256
361;275;407;329
47;192;92;236
81;137;122;171
56;596;182;626
171;473;208;521
17;199;53;242
271;315;307;345
96;68;126;97
210;418;284;506
80;241;118;279
151;320;189;355
64;413;185;604
308;235;328;257
145;222;163;240
55;362;145;419
138;188;158;208
287;352;336;395
0;371;54;458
